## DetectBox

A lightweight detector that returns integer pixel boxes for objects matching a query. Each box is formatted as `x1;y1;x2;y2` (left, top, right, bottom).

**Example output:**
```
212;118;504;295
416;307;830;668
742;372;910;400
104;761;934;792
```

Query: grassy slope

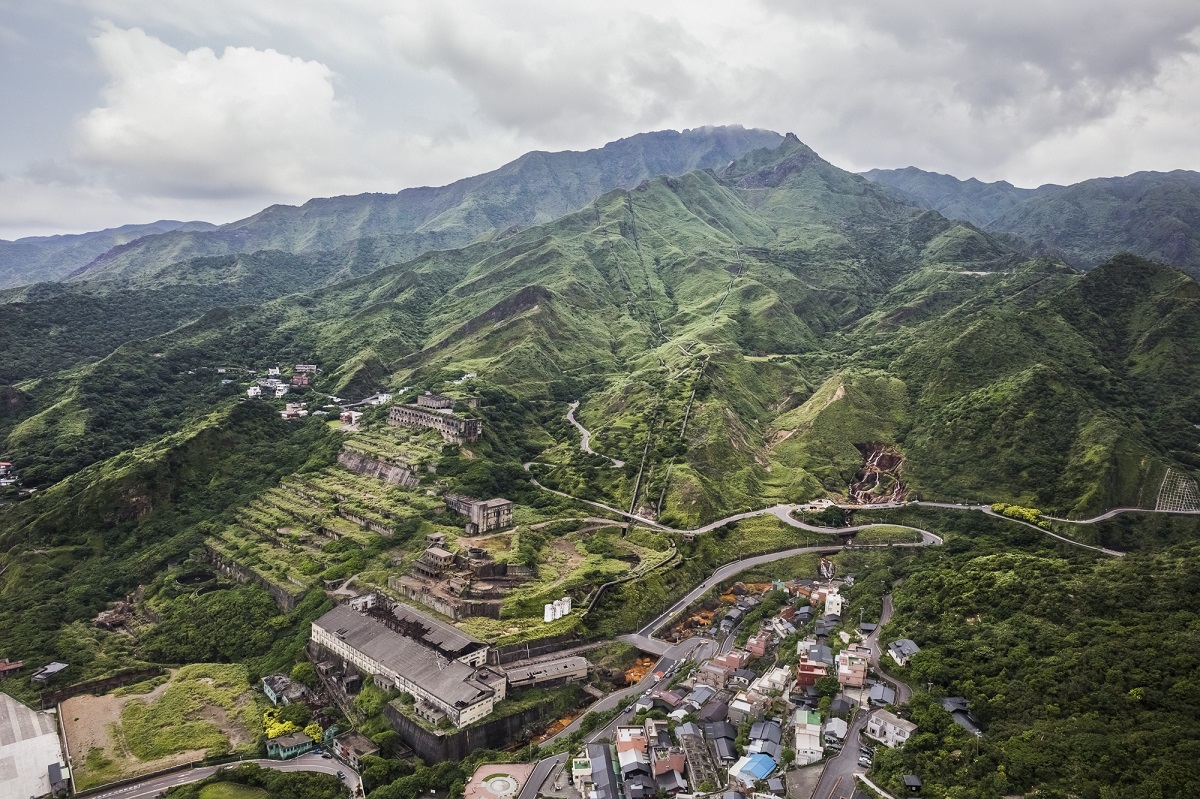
5;139;1199;533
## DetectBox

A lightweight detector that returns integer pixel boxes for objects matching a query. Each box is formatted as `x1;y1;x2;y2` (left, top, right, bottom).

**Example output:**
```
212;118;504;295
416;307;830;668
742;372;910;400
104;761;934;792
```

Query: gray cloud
2;0;1199;237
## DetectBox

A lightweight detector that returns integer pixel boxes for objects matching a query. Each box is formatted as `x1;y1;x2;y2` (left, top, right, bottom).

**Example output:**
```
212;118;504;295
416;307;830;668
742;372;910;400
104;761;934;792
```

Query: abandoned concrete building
444;495;513;534
311;596;589;729
413;546;457;578
313;602;501;726
390;543;535;621
416;391;456;409
388;404;482;444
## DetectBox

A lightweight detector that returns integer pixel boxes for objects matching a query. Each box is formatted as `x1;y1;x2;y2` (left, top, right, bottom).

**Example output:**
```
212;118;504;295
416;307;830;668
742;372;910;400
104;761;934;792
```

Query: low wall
382;700;561;763
338;450;420;488
41;667;165;709
205;545;299;611
490;633;588;665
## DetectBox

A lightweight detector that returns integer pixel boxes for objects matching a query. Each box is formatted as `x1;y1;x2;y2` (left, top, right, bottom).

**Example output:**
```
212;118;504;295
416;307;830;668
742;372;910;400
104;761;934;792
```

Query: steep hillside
864;167;1200;278
0;220;215;289
67;126;782;284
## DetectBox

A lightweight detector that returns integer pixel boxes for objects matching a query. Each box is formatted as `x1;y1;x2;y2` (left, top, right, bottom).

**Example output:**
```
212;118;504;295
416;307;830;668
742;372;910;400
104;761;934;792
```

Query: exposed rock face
849;443;906;504
337;449;419;488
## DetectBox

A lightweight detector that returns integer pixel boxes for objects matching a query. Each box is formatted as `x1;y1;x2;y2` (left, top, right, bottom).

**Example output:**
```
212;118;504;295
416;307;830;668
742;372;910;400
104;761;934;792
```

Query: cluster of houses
257;670;384;769
575;575;946;796
0;461;19;488
242;364;320;400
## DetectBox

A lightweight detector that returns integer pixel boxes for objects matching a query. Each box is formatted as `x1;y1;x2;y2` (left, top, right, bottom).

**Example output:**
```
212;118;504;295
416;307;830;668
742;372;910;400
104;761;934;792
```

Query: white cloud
74;23;359;198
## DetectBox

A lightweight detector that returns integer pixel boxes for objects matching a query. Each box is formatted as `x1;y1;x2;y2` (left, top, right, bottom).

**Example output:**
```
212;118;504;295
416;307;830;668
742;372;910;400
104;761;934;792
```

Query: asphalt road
566;401;625;468
868;594;911;705
87;753;362;799
810;709;872;799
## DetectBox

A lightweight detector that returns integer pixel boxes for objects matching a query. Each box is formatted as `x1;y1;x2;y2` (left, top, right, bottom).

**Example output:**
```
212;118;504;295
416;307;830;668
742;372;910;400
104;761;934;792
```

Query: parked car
322;752;333;759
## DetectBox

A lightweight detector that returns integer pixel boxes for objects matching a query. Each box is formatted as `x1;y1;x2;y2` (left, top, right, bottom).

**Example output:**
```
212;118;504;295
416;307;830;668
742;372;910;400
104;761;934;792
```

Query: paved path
566;401;625;467
1042;507;1200;523
87;753;361;799
811;708;871;799
868;594;911;705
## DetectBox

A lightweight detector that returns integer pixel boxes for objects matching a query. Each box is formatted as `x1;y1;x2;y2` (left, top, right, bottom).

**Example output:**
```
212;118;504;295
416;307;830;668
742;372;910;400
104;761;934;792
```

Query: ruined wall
205;545;299;611
382;701;560;763
489;633;588;665
338;450;420;488
388;576;501;620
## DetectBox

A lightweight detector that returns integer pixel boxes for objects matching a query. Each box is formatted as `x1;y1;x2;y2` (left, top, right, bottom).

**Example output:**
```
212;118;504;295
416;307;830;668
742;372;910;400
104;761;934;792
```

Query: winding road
543;403;1147;557
566;401;625;467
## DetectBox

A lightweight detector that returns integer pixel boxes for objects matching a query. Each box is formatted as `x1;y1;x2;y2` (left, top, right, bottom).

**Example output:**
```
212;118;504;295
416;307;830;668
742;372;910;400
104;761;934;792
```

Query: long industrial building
312;603;502;726
389;404;482;444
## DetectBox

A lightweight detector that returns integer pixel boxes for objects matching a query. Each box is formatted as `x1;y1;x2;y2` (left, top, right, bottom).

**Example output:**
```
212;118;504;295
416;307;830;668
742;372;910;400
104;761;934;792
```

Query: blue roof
741;753;776;780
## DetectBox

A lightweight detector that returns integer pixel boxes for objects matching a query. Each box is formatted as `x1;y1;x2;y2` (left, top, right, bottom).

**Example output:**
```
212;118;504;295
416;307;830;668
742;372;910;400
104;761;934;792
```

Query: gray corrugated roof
389;602;485;656
505;657;588;682
314;605;492;708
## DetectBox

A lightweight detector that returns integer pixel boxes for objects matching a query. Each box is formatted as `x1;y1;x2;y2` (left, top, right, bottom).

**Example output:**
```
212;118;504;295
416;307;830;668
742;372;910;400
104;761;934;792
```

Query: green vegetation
859;532;1200;798
163;763;347;799
852;525;924;544
2;131;1200;799
117;664;259;761
198;785;270;799
866;166;1200;280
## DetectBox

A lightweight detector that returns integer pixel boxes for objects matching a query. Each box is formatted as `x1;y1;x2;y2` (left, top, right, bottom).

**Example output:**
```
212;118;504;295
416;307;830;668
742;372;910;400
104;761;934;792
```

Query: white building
793;709;824;765
866;709;917;748
247;386;262;398
825;591;844;617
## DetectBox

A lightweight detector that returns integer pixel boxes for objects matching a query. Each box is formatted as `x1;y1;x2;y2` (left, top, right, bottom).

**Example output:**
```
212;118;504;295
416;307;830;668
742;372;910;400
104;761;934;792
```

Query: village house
333;731;379;770
340;410;363;425
266;731;314;760
888;639;921;667
729;753;776;790
747;629;773;658
262;674;308;705
290;372;311;387
274;385;290;398
247;386;262;398
281;403;307;420
866;709;918;748
793;709;824;765
940;696;984;736
295;364;318;374
837;644;869;688
796;640;833;688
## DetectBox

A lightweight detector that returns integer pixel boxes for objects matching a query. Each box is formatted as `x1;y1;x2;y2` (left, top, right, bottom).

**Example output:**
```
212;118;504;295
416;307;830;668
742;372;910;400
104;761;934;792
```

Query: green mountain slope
0;220;215;289
66;126;783;285
864;166;1200;278
9;135;1193;521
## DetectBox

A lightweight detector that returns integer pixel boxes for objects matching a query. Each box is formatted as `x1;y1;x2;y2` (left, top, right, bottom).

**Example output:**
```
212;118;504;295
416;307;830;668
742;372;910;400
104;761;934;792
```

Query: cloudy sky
3;0;1199;239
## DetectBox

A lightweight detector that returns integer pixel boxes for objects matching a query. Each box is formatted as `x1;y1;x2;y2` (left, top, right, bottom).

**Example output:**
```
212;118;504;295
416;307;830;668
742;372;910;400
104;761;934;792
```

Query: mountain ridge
864;165;1200;277
65;126;784;284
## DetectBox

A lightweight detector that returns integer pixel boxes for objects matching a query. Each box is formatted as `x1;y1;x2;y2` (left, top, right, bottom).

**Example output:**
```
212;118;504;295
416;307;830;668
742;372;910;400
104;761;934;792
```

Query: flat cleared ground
62;665;261;791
